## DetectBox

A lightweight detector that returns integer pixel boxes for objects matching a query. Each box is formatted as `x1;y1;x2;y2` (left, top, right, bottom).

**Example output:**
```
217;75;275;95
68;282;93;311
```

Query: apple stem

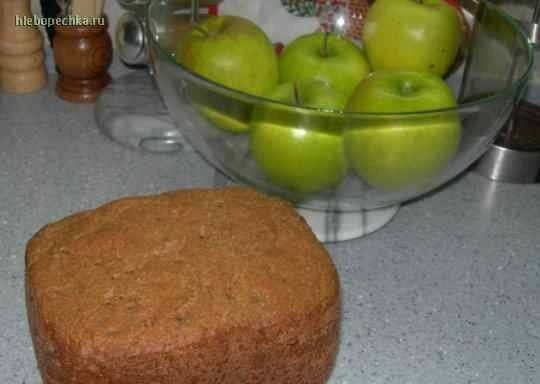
321;32;330;57
293;82;301;105
191;0;200;24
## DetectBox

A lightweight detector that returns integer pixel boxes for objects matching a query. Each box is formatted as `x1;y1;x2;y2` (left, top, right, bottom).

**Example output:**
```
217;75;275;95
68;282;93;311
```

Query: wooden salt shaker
0;0;47;94
53;18;112;103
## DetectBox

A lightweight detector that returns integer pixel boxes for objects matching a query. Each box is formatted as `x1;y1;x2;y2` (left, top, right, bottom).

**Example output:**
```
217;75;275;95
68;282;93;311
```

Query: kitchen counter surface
1;78;539;384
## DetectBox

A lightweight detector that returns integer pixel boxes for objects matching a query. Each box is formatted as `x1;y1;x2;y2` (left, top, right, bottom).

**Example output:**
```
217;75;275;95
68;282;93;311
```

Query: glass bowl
146;0;532;241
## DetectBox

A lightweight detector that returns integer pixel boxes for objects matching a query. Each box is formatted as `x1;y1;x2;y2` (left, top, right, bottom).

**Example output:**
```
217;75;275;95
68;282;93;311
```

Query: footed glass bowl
146;0;532;241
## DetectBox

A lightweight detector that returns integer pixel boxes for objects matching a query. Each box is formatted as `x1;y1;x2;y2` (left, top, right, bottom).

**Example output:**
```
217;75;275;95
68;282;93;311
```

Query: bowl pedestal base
211;172;400;242
297;205;400;242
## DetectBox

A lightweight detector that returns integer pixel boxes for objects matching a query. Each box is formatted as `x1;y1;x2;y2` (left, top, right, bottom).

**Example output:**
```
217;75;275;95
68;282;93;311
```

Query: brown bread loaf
26;187;340;384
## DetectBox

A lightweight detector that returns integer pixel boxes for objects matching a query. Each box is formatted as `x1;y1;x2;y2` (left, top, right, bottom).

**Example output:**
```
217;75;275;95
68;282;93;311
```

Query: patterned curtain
281;0;369;39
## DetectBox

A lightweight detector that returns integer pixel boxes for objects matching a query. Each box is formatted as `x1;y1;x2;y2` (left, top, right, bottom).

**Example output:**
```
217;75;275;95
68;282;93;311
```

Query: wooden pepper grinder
0;0;47;94
53;15;112;103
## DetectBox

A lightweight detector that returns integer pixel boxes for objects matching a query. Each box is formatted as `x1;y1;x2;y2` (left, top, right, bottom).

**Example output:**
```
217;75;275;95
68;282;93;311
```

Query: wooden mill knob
0;0;47;94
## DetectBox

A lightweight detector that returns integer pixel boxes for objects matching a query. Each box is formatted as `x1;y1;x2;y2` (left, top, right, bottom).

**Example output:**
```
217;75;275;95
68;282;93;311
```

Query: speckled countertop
1;78;539;384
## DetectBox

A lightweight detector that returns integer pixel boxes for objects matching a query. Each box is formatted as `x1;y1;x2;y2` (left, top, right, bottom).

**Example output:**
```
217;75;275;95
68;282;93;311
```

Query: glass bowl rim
147;0;534;118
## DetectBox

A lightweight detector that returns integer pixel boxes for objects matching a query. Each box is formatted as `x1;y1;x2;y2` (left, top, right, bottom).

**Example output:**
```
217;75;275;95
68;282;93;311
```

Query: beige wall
31;0;123;36
30;0;128;76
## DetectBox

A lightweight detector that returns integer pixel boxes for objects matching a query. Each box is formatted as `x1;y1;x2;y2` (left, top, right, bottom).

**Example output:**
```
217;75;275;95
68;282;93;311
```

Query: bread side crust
26;187;341;384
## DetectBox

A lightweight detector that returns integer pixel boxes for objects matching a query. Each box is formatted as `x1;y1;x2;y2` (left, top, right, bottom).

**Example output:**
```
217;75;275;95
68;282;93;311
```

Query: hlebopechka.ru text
15;15;105;28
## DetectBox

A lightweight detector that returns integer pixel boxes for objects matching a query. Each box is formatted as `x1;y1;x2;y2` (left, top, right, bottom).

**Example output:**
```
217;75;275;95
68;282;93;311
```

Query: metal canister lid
116;11;148;66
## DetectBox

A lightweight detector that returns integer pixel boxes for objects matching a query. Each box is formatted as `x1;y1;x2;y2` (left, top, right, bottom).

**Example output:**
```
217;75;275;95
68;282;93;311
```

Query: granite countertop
1;78;539;384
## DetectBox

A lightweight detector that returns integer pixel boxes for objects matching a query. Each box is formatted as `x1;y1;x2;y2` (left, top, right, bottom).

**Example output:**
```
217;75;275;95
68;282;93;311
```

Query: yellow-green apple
363;0;463;77
345;71;461;190
186;84;253;133
250;81;348;195
176;16;279;133
279;32;370;100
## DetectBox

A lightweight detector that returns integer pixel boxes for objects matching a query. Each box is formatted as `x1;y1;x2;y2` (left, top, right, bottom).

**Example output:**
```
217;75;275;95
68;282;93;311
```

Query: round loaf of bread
26;187;340;384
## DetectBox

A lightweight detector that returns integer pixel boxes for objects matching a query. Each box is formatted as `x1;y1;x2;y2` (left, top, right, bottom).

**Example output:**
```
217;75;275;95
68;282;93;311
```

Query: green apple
250;81;348;195
279;32;370;100
195;104;250;133
186;84;253;133
345;71;461;191
176;15;279;132
363;0;463;77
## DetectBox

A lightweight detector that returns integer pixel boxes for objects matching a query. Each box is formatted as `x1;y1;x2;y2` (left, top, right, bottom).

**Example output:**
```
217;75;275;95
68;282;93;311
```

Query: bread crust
26;187;340;384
